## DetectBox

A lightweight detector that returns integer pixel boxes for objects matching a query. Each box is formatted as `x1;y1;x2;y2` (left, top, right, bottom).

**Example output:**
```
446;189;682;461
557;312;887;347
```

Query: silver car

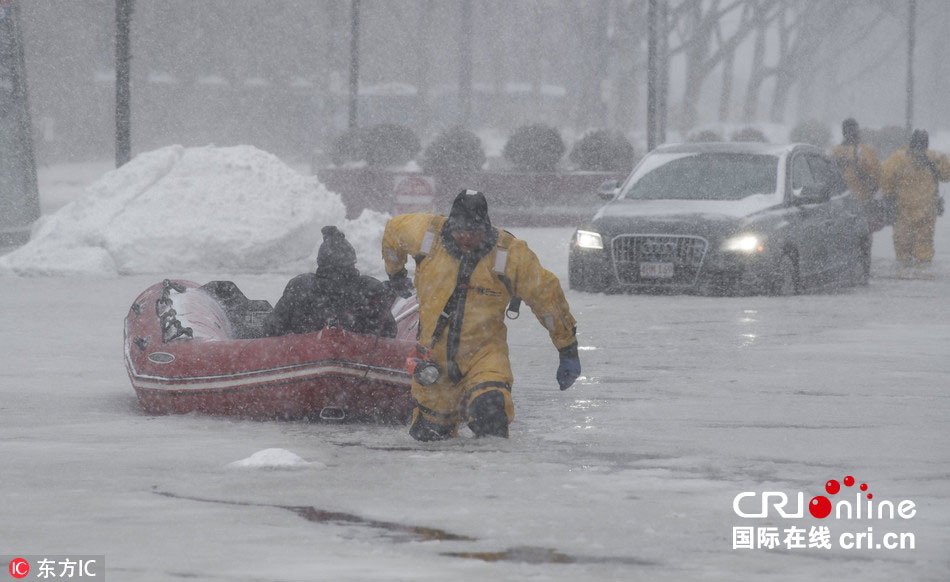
568;142;871;295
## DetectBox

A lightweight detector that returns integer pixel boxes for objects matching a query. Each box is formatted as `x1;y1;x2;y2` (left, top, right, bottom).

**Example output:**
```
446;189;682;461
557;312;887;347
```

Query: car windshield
620;153;778;201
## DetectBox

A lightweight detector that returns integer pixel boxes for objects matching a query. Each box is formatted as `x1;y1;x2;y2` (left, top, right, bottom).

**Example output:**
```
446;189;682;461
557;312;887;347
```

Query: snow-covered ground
1;148;948;581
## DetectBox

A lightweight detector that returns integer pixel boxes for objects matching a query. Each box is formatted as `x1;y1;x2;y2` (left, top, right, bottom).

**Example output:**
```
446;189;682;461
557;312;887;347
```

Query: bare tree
668;0;770;130
748;0;890;124
611;0;645;131
767;0;840;123
741;0;777;123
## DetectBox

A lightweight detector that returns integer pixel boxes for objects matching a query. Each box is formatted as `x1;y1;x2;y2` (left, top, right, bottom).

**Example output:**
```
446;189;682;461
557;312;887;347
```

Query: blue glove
556;342;581;390
387;268;414;299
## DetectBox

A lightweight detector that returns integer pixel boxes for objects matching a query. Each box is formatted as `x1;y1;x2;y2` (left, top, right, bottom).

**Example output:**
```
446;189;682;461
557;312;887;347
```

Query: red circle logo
808;495;832;519
9;558;30;579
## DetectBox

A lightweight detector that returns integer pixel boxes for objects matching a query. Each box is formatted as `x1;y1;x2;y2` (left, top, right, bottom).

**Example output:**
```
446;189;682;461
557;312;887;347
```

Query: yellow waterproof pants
409;339;515;439
893;212;936;263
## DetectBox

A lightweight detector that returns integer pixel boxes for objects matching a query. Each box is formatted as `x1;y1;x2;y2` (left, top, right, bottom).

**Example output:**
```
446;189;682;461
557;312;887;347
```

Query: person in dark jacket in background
263;226;397;338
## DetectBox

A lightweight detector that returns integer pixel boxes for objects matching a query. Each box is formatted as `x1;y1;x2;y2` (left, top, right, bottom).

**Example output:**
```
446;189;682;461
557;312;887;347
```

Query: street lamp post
115;0;133;167
905;0;915;133
459;0;473;127
647;0;667;151
348;0;360;130
0;0;40;246
647;0;658;151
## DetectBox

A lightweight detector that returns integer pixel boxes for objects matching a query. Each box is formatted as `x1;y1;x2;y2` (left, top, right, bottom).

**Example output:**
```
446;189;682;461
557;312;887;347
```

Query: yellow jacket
382;213;577;366
831;143;881;204
881;148;950;220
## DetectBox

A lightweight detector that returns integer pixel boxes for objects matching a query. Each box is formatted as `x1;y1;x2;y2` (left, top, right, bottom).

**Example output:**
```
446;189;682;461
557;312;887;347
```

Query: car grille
611;235;708;286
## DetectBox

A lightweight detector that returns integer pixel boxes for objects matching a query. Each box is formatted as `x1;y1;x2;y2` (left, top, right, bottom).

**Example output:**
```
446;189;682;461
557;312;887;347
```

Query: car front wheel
568;254;610;293
771;253;800;296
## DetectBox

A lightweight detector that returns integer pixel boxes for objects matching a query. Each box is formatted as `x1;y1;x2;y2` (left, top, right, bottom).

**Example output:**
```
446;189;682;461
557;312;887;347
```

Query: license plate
640;262;674;279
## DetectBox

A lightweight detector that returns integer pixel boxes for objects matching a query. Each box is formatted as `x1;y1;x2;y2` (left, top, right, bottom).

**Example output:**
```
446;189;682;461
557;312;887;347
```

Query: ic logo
8;558;29;579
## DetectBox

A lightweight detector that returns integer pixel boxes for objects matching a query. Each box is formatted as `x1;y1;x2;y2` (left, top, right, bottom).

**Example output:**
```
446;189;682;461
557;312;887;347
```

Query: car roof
650;142;810;157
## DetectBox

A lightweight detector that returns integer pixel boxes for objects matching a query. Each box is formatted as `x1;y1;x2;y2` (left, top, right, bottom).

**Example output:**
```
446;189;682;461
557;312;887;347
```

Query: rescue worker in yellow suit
831;118;882;228
382;189;580;441
881;129;950;265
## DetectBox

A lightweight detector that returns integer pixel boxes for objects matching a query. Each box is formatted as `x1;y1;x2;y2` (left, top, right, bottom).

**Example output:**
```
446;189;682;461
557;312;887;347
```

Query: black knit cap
842;118;859;144
317;225;357;268
910;129;929;150
446;189;492;232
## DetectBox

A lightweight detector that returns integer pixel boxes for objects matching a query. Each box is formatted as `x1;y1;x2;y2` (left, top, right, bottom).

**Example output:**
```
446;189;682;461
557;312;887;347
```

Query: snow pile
0;145;391;277
226;448;325;470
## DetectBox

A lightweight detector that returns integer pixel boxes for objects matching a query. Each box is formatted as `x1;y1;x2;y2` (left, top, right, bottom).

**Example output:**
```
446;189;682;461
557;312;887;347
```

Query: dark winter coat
263;265;397;338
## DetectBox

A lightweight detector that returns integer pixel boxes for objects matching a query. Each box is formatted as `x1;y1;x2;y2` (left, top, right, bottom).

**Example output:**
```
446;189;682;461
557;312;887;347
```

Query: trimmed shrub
789;119;831;149
422;126;486;173
863;125;910;159
362;123;421;167
503;124;565;172
569;130;636;172
730;127;769;143
329;128;366;166
687;129;724;143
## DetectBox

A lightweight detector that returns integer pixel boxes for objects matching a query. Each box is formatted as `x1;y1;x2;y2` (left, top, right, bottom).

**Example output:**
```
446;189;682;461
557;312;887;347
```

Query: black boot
408;408;456;442
467;391;509;438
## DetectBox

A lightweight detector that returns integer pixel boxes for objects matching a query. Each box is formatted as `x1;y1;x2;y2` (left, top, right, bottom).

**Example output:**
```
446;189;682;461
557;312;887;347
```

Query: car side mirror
795;184;830;205
597;179;620;200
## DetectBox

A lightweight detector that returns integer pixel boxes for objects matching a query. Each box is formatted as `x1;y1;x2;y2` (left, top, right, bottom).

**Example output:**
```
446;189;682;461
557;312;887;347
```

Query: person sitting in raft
263;225;397;338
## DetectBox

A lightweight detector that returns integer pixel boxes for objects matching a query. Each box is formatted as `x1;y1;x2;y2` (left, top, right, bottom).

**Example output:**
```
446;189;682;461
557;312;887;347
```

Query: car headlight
574;230;604;250
722;234;764;253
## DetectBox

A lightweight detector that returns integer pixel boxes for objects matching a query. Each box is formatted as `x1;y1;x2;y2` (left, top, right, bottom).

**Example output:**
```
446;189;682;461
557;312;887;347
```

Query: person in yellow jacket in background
831;118;882;227
881;129;950;266
382;189;580;441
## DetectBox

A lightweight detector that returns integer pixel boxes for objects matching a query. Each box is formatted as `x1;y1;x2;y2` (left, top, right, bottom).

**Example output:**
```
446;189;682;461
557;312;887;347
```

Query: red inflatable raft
123;279;418;421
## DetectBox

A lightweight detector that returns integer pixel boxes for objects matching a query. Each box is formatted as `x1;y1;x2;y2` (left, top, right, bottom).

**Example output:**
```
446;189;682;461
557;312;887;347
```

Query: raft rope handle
156;279;194;342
